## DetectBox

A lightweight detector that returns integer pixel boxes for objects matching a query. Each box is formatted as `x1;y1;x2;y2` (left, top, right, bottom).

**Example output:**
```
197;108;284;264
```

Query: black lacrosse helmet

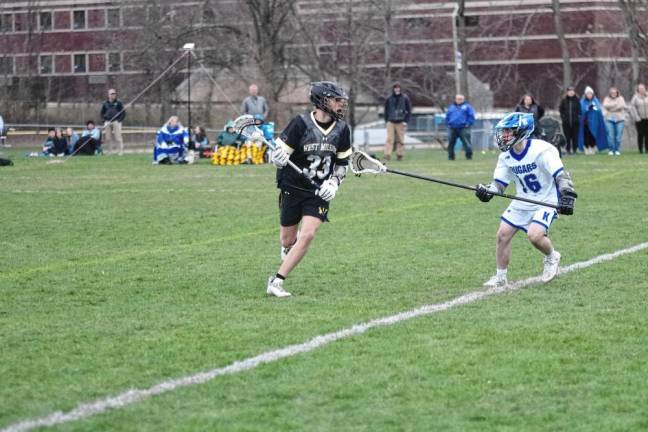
310;81;349;120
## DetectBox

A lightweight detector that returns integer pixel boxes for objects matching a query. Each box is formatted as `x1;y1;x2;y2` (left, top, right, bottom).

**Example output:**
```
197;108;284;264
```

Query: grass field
1;149;648;431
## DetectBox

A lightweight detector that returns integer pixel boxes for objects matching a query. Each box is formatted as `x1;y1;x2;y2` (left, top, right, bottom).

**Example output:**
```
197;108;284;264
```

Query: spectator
76;120;101;155
40;128;57;156
63;127;80;155
100;88;126;155
559;86;580;155
630;83;648;154
240;84;270;118
153;116;189;164
602;86;627;156
383;82;412;161
189;126;210;158
514;94;544;136
216;120;243;149
578;86;608;155
445;94;475;160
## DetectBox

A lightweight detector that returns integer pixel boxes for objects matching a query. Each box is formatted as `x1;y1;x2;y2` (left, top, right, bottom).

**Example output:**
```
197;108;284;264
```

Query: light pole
183;43;195;131
452;4;460;95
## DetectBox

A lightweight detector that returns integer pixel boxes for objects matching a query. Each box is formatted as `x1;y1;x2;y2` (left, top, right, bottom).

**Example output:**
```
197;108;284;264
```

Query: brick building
0;0;644;122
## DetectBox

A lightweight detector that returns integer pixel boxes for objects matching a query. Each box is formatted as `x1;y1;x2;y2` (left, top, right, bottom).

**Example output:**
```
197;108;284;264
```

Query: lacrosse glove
475;183;496;202
271;146;290;168
318;179;339;202
558;190;577;215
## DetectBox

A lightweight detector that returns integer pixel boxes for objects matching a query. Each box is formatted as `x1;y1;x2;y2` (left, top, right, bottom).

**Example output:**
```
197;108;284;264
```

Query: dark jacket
514;100;544;125
384;93;412;123
559;95;580;127
101;100;126;123
445;102;475;129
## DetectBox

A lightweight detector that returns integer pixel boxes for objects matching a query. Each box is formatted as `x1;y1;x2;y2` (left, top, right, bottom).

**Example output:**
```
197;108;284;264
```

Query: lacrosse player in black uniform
266;81;352;297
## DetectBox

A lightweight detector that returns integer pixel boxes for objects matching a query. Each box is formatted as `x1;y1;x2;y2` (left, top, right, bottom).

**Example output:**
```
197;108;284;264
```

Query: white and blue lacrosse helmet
494;112;535;152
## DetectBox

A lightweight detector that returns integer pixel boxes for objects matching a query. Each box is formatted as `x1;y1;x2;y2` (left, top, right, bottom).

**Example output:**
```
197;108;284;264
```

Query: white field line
3;241;648;432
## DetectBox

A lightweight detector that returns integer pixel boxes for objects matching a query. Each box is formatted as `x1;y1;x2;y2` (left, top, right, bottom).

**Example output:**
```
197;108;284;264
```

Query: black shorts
279;187;329;227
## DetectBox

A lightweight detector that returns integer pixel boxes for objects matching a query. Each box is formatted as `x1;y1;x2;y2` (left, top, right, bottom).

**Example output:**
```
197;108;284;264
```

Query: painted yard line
3;241;648;432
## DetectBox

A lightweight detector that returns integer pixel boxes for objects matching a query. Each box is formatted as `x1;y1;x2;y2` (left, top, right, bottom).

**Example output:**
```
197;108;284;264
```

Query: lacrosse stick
350;151;559;209
232;115;320;190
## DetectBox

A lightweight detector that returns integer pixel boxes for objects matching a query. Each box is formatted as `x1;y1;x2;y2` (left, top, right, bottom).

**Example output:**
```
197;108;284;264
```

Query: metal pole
452;3;460;95
187;52;191;131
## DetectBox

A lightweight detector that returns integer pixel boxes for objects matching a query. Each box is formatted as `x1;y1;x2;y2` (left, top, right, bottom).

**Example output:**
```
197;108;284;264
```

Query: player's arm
318;126;352;202
543;147;578;215
475;156;511;202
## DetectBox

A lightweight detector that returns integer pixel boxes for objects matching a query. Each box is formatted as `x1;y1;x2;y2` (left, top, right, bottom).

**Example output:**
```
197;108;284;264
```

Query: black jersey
276;111;352;190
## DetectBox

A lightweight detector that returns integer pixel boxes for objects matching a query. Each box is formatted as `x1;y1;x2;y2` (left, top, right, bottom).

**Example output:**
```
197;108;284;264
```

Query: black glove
475;184;494;202
558;190;578;215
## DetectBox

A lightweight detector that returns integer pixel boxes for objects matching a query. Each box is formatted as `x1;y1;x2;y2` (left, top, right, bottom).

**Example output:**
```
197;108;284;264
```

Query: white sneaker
483;274;507;288
615;151;621;156
267;276;291;297
542;251;561;283
608;151;614;156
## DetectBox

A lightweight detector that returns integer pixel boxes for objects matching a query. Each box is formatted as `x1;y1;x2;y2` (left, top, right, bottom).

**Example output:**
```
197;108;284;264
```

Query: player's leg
527;209;561;282
278;216;322;277
280;224;298;261
484;221;517;287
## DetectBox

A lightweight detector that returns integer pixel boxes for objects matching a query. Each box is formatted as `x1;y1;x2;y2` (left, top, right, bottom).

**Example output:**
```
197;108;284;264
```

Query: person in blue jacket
577;86;608;155
445;94;476;160
153;116;189;164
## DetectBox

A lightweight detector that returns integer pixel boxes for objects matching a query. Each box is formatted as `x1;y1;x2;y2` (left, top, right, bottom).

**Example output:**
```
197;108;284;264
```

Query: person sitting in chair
76;121;101;156
153;116;189;164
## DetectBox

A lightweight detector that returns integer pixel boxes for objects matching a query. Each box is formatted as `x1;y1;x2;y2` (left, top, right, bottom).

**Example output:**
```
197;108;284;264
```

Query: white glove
317;179;339;202
271;146;289;168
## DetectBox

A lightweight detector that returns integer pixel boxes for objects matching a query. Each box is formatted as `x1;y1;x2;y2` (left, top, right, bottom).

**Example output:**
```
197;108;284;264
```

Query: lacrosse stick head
350;151;387;174
232;114;269;146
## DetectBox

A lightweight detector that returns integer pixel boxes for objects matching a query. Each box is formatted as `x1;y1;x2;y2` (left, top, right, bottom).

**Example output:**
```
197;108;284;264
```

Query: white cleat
483;274;508;288
267;276;291;298
542;251;561;283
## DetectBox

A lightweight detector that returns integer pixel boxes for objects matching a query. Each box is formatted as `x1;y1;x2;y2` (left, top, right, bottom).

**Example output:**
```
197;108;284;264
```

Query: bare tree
551;0;572;90
618;0;646;90
456;0;469;98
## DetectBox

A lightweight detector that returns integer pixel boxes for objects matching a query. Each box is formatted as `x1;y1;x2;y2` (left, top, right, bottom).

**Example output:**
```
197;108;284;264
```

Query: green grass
1;149;647;431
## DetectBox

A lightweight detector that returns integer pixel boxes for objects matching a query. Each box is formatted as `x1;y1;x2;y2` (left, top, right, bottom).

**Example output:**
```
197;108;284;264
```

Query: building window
107;9;120;28
108;52;121;72
40;55;53;74
0;57;14;75
54;11;70;30
73;10;86;29
14;13;36;32
40;12;52;31
1;14;13;33
88;10;105;29
74;54;86;73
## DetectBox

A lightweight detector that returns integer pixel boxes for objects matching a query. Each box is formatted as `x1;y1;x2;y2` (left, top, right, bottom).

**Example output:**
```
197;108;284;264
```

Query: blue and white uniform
493;138;564;232
154;123;189;164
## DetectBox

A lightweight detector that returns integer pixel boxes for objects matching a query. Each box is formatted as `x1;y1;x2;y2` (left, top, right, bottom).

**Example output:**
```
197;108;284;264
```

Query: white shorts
500;205;558;233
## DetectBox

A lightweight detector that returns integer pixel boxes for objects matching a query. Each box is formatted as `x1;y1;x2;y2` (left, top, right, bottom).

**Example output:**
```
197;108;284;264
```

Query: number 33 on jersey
276;111;352;190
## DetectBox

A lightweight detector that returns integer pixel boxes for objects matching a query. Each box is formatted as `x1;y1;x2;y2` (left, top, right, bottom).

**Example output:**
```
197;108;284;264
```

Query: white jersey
493;139;564;211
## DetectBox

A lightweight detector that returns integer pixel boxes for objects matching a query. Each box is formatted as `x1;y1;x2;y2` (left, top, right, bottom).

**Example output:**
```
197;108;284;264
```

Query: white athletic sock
546;249;555;258
496;268;507;277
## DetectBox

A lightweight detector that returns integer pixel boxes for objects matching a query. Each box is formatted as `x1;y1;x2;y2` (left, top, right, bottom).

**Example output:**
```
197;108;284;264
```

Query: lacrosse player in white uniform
475;112;578;287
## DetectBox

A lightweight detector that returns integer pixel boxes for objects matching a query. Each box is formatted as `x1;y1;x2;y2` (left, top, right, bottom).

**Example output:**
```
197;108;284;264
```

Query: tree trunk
619;0;640;90
552;0;572;90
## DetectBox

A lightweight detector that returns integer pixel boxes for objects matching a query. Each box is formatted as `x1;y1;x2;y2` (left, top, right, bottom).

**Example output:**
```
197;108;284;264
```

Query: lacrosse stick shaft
386;168;559;209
